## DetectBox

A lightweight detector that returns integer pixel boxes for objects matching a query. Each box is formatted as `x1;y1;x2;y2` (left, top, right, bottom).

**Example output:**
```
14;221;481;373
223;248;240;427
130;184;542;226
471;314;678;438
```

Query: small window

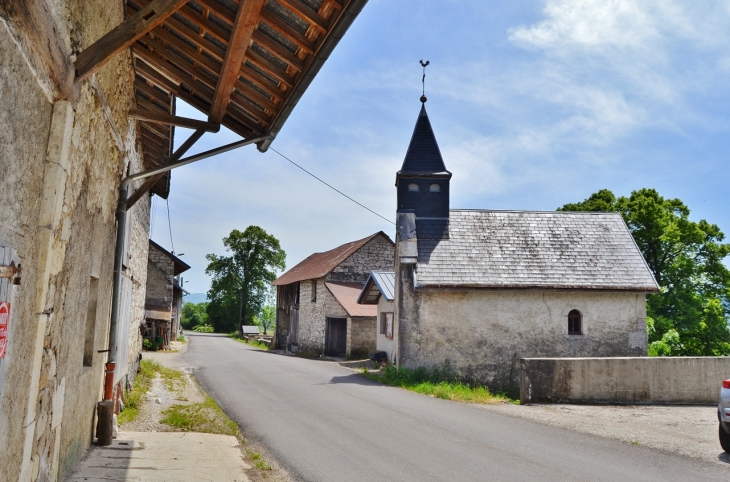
311;280;317;302
408;183;419;192
83;277;100;367
381;312;393;339
429;183;440;192
568;310;582;335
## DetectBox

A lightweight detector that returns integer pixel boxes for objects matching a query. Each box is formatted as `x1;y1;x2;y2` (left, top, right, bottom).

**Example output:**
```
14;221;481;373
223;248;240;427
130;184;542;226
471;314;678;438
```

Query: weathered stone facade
394;275;649;390
144;242;189;348
275;233;394;356
0;3;153;480
347;317;376;357
329;235;395;282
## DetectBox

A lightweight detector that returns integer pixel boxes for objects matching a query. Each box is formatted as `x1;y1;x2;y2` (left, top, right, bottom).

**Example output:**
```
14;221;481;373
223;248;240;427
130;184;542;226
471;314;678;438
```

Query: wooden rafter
209;0;267;124
252;30;304;72
75;0;188;82
276;0;328;33
259;9;315;54
129;109;220;132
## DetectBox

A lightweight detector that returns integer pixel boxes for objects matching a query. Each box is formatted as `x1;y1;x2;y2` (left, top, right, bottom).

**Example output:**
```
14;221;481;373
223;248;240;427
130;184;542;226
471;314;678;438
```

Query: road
183;333;730;482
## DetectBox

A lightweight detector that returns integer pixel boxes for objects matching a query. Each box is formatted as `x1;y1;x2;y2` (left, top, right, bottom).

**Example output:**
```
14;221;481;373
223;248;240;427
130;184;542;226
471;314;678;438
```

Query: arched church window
430;183;440;192
568;310;582;335
408;183;419;192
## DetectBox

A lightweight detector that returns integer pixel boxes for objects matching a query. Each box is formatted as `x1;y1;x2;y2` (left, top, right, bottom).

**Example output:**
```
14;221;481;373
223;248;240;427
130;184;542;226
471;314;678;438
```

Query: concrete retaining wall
521;357;730;405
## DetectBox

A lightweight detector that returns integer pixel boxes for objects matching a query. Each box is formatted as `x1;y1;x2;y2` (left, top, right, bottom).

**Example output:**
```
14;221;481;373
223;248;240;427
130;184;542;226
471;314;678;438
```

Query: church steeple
395;98;451;219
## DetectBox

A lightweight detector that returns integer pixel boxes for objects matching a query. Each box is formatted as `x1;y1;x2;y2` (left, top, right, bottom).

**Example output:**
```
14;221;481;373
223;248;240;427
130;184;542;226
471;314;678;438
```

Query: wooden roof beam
130;109;221;132
75;0;188;82
209;0;267;123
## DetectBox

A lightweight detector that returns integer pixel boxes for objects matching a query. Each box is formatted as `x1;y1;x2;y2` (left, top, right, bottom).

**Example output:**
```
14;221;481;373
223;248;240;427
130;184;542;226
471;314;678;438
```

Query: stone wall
346;317;376;358
521;356;730;405
328;234;394;282
146;245;174;311
395;272;648;391
0;2;151;480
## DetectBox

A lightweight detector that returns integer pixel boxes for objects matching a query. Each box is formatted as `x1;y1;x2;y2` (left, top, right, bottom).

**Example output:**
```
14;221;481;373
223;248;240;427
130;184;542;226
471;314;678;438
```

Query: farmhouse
392;99;659;390
273;232;394;357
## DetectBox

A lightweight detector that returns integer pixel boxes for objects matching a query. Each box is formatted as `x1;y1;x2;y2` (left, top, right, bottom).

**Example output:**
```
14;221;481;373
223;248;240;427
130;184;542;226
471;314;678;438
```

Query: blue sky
150;0;730;296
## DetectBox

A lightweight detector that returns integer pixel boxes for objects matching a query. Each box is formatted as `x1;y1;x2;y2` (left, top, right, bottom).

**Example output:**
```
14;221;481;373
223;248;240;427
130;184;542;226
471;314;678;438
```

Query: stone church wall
396;271;648;393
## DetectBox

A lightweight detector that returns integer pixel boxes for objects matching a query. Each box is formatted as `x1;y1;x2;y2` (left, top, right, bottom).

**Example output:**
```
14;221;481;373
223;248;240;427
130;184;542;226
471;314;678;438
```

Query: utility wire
269;147;395;226
166;197;175;254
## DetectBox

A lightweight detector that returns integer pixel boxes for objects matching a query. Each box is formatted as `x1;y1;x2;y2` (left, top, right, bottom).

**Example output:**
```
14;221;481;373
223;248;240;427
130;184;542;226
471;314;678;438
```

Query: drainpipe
98;134;270;445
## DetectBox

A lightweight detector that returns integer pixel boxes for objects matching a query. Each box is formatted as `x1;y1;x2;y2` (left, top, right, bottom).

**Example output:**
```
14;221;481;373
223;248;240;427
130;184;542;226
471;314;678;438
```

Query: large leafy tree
205;227;285;334
181;302;209;330
558;188;730;355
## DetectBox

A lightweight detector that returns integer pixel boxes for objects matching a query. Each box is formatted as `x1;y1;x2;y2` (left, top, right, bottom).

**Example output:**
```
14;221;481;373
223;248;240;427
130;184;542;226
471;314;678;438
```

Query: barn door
325;317;347;357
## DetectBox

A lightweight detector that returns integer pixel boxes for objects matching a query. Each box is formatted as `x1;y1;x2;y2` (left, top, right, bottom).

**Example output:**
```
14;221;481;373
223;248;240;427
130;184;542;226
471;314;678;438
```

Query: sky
149;0;730;296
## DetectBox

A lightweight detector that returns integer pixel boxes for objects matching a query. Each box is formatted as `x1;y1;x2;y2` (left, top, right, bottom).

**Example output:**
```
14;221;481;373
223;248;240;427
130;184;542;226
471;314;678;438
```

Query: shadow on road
717;452;730;464
328;373;382;386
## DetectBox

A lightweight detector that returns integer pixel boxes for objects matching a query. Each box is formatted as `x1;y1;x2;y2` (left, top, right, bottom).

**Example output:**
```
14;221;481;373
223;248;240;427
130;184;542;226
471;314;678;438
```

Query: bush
193;324;214;333
142;339;157;351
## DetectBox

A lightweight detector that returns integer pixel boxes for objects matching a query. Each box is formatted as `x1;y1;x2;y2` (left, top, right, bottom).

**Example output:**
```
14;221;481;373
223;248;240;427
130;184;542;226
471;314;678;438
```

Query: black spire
395;97;451;223
398;102;448;175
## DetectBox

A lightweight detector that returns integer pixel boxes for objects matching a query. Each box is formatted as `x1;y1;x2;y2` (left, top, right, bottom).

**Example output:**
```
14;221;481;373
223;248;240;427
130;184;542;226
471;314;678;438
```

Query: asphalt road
184;333;730;482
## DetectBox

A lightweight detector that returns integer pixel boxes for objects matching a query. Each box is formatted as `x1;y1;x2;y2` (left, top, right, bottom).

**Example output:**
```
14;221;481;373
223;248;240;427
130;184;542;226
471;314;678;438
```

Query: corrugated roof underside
416;211;659;291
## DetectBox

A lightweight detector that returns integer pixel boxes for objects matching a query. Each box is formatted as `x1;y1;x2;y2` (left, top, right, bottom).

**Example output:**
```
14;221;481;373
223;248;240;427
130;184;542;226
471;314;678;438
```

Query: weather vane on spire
420;59;430;103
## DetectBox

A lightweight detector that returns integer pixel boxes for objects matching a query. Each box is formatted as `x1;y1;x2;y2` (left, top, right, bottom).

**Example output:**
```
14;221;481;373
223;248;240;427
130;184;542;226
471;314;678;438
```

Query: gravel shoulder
482;402;730;465
337;361;730;466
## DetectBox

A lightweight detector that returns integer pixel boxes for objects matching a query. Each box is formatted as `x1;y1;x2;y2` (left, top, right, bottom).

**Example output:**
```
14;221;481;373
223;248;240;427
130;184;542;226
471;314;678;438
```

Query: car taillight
724;380;730;389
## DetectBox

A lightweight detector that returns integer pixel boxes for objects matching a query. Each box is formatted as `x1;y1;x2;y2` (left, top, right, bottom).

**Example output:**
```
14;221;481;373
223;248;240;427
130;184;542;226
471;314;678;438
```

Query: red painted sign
0;302;9;359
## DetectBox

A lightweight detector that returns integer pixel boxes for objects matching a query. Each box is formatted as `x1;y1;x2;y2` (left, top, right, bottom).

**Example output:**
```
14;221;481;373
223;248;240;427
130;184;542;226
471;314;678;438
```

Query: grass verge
361;364;514;405
118;360;157;424
160;396;238;435
227;333;270;351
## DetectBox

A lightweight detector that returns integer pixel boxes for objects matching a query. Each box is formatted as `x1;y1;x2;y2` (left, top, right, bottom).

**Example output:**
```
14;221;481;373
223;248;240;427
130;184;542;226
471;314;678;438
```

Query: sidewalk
67;339;254;481
67;431;250;481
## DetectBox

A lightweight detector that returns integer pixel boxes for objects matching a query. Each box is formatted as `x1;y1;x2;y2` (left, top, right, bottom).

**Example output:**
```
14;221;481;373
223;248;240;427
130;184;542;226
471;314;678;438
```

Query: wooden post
96;401;114;446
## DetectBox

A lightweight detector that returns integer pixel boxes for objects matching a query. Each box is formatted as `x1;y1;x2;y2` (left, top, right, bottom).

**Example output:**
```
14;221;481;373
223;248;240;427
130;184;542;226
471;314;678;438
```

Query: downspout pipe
103;135;270;403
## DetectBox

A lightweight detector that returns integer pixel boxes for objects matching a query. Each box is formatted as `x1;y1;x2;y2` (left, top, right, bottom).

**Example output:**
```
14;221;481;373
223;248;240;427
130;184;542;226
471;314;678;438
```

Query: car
720;379;730;453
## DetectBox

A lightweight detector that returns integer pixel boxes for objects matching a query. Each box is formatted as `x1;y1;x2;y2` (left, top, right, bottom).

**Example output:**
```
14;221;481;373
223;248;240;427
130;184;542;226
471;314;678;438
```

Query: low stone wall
520;357;730;405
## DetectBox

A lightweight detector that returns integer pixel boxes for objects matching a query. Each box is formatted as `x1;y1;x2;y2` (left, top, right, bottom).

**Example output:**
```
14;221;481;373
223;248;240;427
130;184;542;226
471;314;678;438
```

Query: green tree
255;305;276;335
205;226;285;334
181;302;208;330
558;188;730;355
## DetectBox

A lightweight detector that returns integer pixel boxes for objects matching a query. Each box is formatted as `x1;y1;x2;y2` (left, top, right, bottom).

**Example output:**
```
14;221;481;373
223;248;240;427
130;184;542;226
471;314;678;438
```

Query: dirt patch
482;402;730;466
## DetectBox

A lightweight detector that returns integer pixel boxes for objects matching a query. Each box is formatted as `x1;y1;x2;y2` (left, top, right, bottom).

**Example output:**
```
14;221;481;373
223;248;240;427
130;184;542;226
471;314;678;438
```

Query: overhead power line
269;147;395;226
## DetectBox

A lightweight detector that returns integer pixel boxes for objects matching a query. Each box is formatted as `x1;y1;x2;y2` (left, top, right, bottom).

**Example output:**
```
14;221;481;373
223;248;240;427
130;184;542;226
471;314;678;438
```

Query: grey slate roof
398;104;450;175
357;271;395;304
415;210;659;292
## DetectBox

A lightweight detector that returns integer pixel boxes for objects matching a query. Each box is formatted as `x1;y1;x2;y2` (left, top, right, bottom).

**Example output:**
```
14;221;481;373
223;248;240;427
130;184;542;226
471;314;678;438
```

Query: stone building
144;240;190;350
392;99;659;391
273;232;394;357
0;1;367;479
0;5;153;480
357;271;395;362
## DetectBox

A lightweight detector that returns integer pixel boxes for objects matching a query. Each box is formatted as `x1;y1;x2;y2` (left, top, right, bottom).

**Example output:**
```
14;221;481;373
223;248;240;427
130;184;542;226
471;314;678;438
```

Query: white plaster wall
398;289;647;390
376;297;395;361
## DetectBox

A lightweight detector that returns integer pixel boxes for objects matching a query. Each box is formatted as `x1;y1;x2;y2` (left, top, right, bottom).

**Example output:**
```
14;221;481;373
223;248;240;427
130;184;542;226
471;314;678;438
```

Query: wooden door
325;317;347;357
